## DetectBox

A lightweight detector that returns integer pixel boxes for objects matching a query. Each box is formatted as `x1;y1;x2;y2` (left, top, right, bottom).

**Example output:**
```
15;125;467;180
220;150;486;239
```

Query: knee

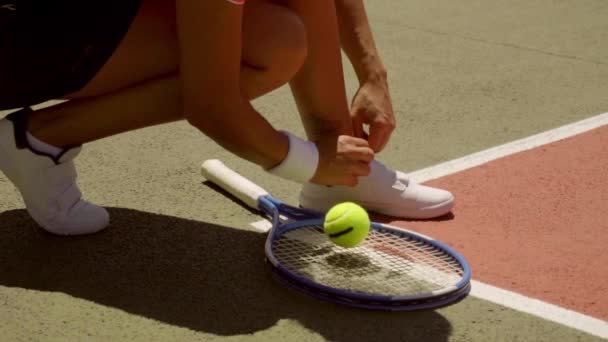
271;9;307;76
246;6;307;81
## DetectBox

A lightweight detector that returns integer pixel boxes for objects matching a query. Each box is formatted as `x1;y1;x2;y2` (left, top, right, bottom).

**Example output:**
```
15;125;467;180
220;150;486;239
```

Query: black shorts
0;0;142;110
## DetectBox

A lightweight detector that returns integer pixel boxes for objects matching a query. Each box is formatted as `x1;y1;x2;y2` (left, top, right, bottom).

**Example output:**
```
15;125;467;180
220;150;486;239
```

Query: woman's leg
281;0;455;219
26;0;307;148
0;0;307;235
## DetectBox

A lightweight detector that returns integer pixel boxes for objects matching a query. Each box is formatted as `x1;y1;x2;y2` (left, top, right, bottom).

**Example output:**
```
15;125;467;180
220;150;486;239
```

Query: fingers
349;83;396;152
349;146;375;163
351;116;368;140
368;122;394;152
338;135;371;148
341;176;359;187
335;161;370;186
350;136;373;148
334;161;370;186
312;134;375;186
339;135;374;162
353;161;371;176
352;106;394;152
342;140;373;181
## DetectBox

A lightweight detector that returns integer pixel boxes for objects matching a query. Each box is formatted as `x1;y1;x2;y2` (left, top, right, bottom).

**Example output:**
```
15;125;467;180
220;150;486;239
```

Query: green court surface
1;1;607;341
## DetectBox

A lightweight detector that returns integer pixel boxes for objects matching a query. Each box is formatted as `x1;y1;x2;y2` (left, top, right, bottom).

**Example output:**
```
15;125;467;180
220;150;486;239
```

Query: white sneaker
299;160;454;219
0;109;109;235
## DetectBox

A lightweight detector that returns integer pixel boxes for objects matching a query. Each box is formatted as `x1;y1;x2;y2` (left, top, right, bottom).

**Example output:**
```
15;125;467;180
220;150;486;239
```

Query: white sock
26;132;63;157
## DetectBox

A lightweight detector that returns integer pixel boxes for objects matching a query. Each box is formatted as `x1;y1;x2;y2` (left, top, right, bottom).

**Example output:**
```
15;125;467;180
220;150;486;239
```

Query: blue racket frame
258;195;472;311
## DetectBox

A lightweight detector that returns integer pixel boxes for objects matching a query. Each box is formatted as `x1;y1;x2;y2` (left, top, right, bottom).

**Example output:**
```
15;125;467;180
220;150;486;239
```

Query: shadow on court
0;208;453;342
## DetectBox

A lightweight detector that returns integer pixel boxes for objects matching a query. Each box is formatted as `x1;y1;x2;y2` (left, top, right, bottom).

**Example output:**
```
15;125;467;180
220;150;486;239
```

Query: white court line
471;281;608;339
410;112;608;183
253;213;608;338
250;112;608;339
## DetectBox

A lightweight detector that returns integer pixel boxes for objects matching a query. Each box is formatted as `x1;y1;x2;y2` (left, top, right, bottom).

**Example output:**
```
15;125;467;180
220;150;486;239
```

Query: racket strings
272;225;465;297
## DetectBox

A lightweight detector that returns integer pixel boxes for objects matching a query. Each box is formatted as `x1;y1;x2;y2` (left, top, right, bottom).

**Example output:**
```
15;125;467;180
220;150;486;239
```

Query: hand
311;135;374;186
350;79;396;153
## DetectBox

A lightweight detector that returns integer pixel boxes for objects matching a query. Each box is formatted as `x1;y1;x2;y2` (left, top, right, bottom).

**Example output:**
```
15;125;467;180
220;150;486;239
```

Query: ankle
303;119;354;141
26;132;63;157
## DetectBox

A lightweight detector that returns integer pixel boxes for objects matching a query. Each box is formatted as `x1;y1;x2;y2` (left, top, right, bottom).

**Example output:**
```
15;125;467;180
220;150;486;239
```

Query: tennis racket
201;159;471;311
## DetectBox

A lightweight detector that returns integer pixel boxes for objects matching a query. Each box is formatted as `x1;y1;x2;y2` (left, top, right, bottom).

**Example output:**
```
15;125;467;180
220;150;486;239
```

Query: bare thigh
69;0;306;98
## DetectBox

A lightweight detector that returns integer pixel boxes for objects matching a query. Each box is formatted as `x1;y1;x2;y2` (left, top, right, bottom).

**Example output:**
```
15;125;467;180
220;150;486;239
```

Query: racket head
200;159;471;311
261;197;471;311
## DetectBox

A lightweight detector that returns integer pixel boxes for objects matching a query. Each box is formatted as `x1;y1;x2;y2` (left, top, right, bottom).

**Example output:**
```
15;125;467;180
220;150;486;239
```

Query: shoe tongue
358;160;405;190
395;170;412;186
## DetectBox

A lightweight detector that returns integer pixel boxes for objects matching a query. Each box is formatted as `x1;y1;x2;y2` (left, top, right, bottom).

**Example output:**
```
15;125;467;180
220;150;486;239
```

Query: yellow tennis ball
323;202;370;248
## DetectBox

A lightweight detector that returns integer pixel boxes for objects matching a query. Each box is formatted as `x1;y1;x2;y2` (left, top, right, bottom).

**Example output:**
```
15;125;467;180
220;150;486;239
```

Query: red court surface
396;125;608;320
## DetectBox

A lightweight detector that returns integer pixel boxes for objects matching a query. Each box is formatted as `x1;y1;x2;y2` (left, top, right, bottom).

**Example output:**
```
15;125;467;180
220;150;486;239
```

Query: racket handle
201;159;269;209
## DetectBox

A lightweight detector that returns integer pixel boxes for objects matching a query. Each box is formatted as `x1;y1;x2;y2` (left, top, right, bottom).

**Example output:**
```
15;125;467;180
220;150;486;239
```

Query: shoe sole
299;194;455;220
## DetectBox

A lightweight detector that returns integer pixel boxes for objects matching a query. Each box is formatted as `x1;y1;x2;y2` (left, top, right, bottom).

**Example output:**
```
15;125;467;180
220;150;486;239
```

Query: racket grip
201;159;269;209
